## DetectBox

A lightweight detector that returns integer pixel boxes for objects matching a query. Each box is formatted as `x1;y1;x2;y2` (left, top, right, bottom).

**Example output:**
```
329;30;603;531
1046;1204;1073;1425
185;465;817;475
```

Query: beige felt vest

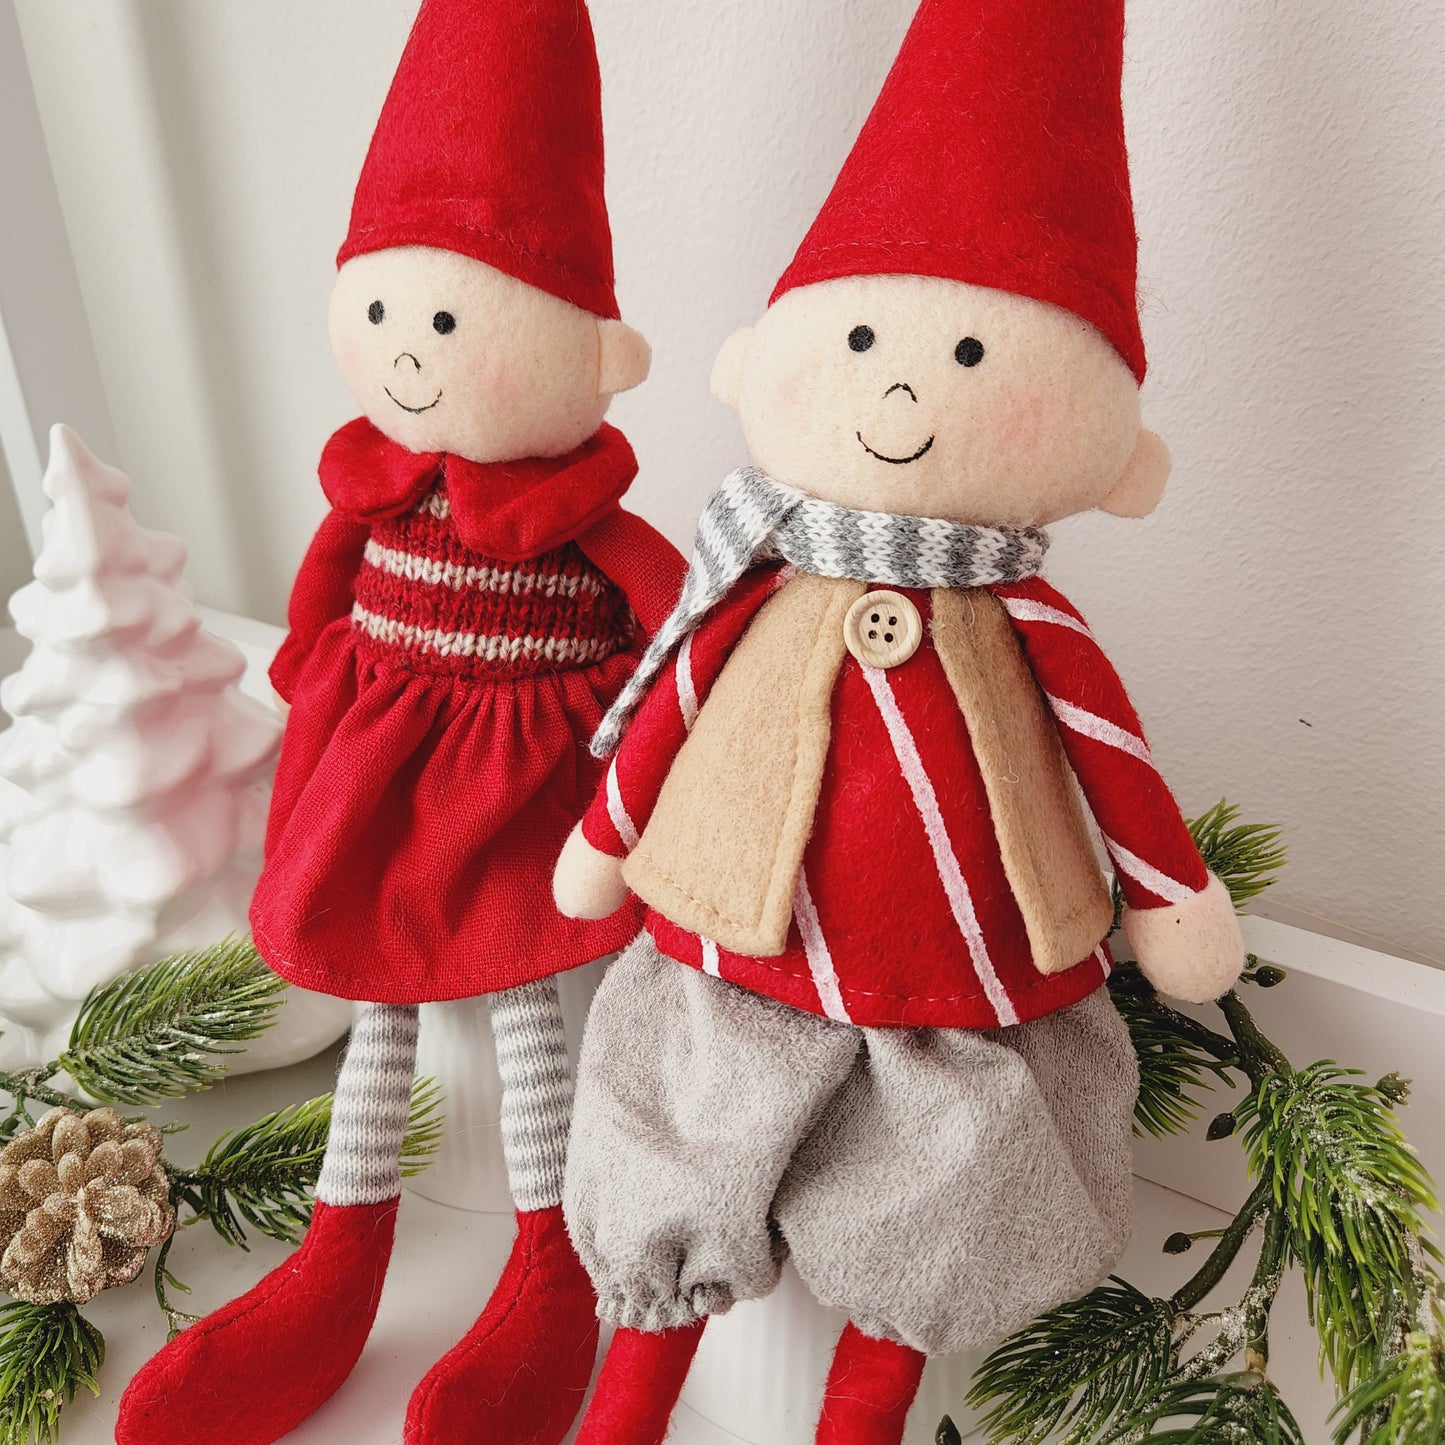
622;574;1112;974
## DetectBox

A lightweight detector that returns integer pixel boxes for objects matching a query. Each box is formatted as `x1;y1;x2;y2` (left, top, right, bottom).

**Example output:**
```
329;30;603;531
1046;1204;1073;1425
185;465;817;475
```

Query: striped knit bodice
351;482;636;678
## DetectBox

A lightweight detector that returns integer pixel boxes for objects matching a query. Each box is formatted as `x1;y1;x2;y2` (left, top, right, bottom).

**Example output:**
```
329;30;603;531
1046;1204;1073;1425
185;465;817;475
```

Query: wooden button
843;590;922;669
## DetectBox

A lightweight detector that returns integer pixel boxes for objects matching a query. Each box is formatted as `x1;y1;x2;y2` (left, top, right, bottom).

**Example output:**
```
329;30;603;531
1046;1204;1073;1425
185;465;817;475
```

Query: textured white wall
12;0;1445;960
0;452;27;599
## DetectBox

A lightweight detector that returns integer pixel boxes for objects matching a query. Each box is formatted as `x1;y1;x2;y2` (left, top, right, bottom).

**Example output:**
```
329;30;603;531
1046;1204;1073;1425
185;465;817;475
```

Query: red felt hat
338;0;620;319
772;0;1146;382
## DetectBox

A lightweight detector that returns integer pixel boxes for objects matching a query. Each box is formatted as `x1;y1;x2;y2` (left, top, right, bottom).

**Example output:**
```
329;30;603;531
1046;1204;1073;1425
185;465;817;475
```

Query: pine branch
56;938;287;1105
174;1078;444;1248
966;1280;1177;1444
1102;1372;1307;1444
962;806;1445;1441
400;1078;447;1171
1189;801;1288;908
1109;965;1235;1138
0;1302;104;1445
1332;1324;1445;1445
1241;1209;1291;1376
0;1074;96;1117
1170;1180;1273;1314
1215;989;1293;1089
1237;1062;1440;1394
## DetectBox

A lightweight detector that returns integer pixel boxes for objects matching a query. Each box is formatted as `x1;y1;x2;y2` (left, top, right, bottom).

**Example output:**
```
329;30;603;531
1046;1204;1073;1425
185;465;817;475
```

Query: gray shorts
564;933;1138;1356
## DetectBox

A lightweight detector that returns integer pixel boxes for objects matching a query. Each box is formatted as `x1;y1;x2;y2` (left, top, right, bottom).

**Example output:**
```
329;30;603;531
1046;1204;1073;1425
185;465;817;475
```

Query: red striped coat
583;567;1210;1030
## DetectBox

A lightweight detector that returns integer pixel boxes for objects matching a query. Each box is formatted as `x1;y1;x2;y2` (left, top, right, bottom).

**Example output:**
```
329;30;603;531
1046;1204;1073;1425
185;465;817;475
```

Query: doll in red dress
118;3;681;1444
554;2;1245;1444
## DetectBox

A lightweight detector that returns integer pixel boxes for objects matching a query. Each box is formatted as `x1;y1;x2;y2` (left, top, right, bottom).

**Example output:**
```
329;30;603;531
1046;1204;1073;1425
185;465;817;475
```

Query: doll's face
330;247;650;463
712;275;1168;526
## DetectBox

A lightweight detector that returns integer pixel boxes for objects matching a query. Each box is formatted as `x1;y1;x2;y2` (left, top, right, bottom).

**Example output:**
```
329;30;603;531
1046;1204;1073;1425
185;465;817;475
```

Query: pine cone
0;1107;174;1305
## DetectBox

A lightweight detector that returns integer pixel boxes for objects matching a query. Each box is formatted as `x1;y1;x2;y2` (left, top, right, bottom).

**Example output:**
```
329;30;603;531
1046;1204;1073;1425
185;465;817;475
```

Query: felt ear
598;321;652;396
1098;429;1171;518
710;328;754;409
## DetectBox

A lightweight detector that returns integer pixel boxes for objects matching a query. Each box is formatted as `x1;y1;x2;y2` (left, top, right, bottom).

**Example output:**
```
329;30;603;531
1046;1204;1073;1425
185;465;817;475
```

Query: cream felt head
711;275;1168;527
330;246;650;463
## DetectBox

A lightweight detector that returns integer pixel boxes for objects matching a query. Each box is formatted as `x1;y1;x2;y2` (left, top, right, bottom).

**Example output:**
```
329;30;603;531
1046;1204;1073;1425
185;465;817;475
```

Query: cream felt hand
1122;873;1246;1004
553;823;629;920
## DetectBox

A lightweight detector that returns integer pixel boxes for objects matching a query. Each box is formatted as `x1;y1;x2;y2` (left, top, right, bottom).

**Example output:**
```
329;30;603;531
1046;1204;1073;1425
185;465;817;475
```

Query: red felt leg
816;1323;926;1445
575;1320;707;1445
116;1199;398;1445
404;1206;599;1445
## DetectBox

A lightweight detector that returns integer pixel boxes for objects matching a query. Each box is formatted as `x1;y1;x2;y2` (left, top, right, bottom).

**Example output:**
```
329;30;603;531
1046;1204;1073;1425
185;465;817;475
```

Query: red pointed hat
772;0;1146;381
338;0;619;319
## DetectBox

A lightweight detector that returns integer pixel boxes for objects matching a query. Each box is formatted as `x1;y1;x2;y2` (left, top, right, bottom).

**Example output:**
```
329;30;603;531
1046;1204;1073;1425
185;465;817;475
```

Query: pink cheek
774;371;805;408
988;387;1061;447
761;362;817;417
475;363;517;406
331;333;372;389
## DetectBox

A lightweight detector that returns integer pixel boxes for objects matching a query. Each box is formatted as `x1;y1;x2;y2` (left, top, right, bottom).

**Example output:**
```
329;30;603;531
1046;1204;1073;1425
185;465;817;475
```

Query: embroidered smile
857;432;936;466
385;387;444;415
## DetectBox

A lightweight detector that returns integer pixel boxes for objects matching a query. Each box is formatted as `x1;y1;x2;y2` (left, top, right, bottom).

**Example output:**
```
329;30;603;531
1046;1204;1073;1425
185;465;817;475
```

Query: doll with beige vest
551;2;1245;1444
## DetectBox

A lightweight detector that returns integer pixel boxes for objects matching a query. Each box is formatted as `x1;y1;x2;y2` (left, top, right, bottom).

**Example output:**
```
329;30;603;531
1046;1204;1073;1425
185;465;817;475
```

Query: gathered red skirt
250;618;642;1003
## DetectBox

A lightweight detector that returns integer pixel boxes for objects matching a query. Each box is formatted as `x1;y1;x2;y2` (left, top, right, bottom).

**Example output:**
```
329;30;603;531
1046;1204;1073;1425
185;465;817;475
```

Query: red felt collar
318;418;638;561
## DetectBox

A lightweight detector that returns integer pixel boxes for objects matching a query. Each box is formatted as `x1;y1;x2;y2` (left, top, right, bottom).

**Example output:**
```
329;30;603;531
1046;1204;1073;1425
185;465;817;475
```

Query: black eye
848;325;875;353
955;337;985;367
367;300;385;325
433;311;457;336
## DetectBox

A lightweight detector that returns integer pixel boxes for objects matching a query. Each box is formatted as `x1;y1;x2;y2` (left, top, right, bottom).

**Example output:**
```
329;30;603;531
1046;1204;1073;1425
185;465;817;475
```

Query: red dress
250;419;683;1004
584;567;1210;1030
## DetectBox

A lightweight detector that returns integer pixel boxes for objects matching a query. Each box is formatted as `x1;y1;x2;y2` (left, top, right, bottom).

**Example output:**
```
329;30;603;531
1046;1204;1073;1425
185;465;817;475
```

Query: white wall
12;0;1445;961
0;451;28;600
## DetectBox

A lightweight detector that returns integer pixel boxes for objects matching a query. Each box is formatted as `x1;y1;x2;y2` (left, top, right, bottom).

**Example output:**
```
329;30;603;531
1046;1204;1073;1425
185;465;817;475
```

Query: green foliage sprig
1188;802;1288;908
965;806;1445;1444
0;1301;103;1445
1334;1324;1445;1445
1240;1063;1441;1393
962;1281;1176;1443
56;939;286;1105
174;1079;444;1251
0;938;286;1121
1109;966;1233;1140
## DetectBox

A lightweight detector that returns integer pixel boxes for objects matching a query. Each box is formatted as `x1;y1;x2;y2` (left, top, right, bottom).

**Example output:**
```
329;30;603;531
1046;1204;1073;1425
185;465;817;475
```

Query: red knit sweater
349;481;636;679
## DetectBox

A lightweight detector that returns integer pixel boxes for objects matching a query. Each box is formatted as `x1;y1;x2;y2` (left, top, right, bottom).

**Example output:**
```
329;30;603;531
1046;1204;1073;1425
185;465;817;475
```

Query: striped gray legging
315;979;573;1212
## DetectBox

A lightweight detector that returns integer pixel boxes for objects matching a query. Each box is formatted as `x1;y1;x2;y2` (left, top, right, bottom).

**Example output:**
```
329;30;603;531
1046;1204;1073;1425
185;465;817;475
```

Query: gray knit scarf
590;466;1050;758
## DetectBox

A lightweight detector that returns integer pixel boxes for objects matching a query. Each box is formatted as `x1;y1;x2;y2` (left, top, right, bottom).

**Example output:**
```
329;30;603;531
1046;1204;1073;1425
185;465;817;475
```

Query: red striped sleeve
996;577;1209;911
269;509;370;701
583;566;788;857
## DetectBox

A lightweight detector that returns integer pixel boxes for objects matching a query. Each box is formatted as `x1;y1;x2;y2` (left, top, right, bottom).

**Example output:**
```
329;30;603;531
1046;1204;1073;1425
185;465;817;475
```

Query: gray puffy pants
564;933;1139;1357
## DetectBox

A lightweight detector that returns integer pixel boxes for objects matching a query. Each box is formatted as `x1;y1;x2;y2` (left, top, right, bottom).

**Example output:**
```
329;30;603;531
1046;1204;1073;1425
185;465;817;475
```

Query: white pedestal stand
676;1264;986;1445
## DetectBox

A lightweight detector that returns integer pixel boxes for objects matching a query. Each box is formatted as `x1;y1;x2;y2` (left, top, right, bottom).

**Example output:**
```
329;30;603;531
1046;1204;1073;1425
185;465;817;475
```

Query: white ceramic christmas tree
0;425;350;1069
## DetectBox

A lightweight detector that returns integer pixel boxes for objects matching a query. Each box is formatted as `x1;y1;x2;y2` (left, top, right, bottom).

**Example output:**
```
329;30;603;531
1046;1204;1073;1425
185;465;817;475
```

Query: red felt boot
575;1320;707;1445
116;1198;399;1445
404;1205;599;1445
816;1323;926;1445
